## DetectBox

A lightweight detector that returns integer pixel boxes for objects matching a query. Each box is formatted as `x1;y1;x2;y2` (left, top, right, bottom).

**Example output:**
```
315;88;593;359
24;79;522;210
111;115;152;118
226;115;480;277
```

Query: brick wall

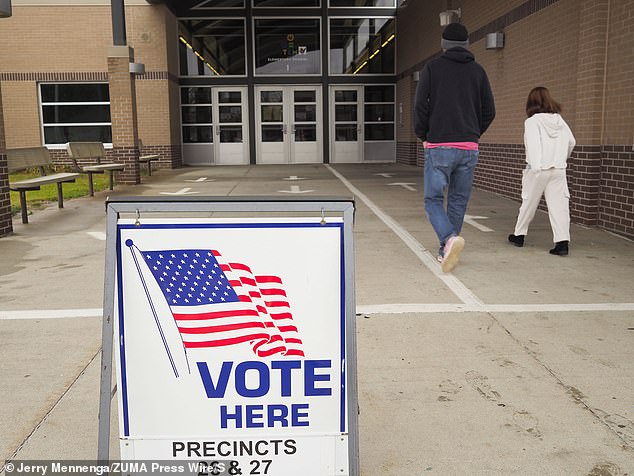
0;3;179;168
397;0;634;238
0;81;12;237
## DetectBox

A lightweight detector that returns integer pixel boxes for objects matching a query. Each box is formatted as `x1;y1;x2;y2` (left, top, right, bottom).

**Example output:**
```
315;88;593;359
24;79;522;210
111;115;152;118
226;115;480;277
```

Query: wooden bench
66;142;125;196
7;147;80;224
138;140;160;176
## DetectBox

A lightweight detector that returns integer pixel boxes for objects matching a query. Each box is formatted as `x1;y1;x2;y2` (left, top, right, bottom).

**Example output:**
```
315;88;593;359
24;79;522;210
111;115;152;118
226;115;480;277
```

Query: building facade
0;0;632;239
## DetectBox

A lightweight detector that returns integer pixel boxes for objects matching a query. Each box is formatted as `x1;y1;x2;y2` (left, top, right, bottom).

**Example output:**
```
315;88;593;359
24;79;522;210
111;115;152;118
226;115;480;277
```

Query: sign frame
99;196;358;475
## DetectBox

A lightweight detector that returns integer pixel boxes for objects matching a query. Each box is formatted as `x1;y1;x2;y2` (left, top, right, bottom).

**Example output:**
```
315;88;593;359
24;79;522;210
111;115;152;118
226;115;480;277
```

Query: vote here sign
113;217;355;475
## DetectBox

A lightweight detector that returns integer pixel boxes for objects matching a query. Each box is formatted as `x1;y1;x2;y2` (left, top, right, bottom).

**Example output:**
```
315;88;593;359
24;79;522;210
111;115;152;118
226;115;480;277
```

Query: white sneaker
441;236;465;273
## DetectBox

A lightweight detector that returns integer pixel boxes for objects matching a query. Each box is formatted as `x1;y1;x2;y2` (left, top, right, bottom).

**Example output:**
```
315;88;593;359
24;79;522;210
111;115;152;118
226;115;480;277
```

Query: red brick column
107;46;140;185
0;81;13;237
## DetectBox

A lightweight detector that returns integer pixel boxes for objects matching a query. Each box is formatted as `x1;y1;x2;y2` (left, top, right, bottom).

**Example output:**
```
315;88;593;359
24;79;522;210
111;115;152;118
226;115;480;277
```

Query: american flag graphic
140;248;304;358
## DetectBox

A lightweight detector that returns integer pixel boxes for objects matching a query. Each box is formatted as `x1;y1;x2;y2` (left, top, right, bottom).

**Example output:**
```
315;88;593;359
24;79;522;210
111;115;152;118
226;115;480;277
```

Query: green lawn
9;169;111;216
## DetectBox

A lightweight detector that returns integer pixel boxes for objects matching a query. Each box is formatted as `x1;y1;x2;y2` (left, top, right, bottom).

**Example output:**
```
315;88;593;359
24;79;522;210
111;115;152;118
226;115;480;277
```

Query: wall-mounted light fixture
129;63;146;75
485;32;505;49
0;0;12;18
439;8;461;26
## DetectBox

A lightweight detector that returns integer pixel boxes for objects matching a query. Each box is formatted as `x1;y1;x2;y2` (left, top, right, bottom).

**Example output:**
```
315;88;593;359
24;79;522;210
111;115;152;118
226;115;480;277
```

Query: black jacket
413;48;495;143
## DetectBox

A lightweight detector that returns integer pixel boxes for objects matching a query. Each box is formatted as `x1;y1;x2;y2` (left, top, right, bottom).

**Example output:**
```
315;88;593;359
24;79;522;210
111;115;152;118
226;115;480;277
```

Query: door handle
283;124;288;134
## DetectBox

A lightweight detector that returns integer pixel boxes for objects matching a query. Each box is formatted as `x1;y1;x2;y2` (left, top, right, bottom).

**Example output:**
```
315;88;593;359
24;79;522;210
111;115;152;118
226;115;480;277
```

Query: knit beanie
441;22;469;49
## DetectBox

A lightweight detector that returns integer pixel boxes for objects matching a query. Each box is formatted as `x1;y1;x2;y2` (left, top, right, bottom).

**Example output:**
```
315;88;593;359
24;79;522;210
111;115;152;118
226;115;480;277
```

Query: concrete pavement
1;163;633;475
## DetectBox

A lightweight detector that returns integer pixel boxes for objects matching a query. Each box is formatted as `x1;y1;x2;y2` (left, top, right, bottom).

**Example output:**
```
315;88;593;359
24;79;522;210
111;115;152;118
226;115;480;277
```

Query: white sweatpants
513;168;570;243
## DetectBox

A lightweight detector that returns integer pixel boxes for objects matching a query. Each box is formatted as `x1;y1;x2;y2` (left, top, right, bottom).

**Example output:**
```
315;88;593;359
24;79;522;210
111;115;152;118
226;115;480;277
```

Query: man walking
414;22;495;272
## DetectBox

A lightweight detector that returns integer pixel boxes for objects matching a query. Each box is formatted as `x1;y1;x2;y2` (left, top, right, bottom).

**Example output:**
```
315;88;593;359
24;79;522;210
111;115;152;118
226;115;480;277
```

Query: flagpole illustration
125;239;181;378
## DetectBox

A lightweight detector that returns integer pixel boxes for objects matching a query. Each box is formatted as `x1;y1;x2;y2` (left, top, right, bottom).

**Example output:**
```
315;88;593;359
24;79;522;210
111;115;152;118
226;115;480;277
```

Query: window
329;0;395;6
194;0;245;7
39;83;111;146
254;0;319;6
254;18;321;75
179;19;246;76
181;87;214;143
364;85;394;140
329;17;395;75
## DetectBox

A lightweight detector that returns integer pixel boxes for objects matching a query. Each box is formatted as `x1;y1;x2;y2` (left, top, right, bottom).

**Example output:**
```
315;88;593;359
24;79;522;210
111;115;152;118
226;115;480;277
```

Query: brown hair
526;86;562;117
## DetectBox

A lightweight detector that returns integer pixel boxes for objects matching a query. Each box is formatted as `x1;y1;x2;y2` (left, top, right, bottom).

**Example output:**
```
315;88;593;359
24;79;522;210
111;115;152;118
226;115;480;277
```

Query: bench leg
56;183;64;208
87;172;95;197
108;171;114;191
19;191;29;224
147;161;152;176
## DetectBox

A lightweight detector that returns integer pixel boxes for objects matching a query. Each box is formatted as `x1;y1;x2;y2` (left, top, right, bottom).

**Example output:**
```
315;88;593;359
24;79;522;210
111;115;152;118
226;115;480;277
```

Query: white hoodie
524;113;576;171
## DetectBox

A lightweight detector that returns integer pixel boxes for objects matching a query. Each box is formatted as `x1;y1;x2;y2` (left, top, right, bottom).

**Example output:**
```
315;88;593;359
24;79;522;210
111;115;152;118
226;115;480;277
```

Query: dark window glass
255;19;320;75
220;126;243;143
181;88;212;105
365;85;394;102
335;125;357;141
181;106;213;124
179;19;245;76
364;104;394;122
329;17;395;74
219;106;242;123
218;91;242;103
335;90;357;102
262;125;284;142
44;126;112;144
294;125;316;141
330;0;395;5
261;91;283;103
294;90;316;102
42;105;111;124
294;104;316;122
335;105;357;122
183;126;213;143
197;0;244;6
261;105;283;122
254;0;319;6
41;83;109;102
365;123;394;140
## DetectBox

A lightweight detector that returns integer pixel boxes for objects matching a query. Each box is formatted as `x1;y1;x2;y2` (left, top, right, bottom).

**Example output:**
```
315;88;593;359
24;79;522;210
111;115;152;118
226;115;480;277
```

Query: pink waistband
426;142;479;151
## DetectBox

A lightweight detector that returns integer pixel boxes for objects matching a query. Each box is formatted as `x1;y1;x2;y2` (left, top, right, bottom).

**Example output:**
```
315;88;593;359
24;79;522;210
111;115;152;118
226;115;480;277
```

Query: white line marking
464;214;494;232
326;164;483;306
0;308;102;320
282;176;305;181
3;302;633;320
278;185;314;194
160;187;199;196
86;231;106;241
357;303;634;315
388;182;417;191
184;177;212;183
374;173;394;178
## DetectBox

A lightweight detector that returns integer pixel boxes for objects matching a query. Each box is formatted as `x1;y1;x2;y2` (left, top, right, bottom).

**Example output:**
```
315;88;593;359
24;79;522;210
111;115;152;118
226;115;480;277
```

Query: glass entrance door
329;86;362;163
181;86;248;166
255;85;322;164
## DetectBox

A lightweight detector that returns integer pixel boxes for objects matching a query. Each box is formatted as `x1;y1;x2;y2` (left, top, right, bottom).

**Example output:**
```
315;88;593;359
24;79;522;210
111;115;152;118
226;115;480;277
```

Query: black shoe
549;241;569;256
508;234;525;247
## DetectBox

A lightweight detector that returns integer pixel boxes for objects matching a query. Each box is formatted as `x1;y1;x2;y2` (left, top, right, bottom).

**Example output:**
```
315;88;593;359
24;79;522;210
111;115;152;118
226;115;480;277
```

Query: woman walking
508;87;576;255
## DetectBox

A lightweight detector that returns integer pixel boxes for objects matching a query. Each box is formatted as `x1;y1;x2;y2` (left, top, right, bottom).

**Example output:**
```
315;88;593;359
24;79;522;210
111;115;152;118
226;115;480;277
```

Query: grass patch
9;168;111;216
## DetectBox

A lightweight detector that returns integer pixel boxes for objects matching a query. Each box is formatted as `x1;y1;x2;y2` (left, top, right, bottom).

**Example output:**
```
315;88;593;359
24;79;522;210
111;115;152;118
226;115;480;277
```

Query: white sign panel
113;217;351;475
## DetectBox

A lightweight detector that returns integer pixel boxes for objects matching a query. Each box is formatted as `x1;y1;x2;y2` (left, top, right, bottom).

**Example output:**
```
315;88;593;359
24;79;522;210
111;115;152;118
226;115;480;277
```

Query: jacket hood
441;47;474;64
531;113;566;138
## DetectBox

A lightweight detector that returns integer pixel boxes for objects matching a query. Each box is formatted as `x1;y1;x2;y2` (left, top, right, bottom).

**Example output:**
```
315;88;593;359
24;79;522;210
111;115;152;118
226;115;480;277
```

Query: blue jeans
424;147;479;255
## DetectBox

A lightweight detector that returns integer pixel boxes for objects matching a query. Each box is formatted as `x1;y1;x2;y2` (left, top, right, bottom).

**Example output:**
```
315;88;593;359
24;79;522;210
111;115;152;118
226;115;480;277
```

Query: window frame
328;16;396;76
38;81;112;149
252;16;323;77
328;0;396;7
363;84;395;142
178;17;248;78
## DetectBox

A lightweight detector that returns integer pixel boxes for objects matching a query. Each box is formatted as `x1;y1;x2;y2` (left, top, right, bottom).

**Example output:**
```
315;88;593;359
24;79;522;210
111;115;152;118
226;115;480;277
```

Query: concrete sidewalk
0;163;633;475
